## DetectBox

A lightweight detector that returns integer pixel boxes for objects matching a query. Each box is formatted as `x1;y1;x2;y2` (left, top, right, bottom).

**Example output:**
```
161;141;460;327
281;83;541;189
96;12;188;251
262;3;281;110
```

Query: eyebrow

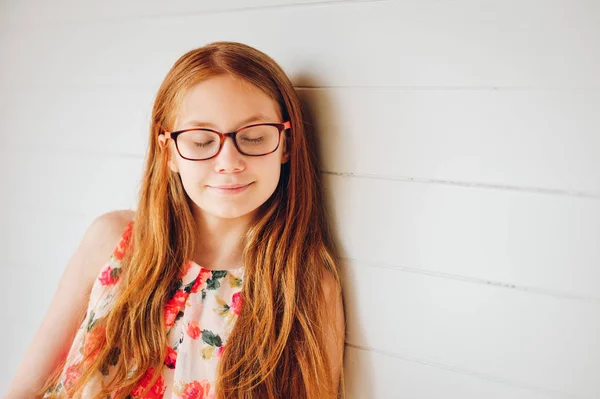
181;114;275;131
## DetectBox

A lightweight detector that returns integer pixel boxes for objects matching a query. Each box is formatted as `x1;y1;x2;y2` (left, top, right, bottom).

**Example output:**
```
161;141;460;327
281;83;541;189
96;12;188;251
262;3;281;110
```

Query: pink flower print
113;221;133;261
216;345;224;358
63;363;82;390
130;367;167;398
164;290;187;328
165;346;177;369
83;326;106;368
186;321;201;339
98;265;121;286
181;380;211;399
190;268;213;293
230;292;243;316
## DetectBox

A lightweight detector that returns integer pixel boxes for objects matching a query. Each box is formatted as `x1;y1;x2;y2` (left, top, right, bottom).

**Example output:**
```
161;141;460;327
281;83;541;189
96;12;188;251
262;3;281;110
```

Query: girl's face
159;74;289;220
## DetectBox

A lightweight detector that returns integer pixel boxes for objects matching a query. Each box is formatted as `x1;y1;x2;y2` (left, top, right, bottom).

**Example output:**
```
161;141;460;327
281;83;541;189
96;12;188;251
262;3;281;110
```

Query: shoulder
319;269;345;392
78;209;136;282
88;209;136;243
320;269;342;303
319;269;345;331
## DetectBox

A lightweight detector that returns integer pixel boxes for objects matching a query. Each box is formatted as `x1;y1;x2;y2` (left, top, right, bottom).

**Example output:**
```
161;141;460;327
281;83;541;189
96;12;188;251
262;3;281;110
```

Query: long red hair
40;41;345;398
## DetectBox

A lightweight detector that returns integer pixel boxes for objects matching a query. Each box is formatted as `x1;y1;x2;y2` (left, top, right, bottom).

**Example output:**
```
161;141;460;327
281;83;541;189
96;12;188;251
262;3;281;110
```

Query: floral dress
44;220;245;399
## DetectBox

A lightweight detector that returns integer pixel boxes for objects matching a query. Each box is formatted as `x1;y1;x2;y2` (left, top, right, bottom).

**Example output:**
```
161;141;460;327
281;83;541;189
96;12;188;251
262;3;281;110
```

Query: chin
208;206;259;220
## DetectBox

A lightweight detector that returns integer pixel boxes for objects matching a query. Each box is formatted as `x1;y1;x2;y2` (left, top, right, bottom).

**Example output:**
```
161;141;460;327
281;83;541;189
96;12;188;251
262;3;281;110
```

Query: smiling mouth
209;182;253;189
208;182;254;194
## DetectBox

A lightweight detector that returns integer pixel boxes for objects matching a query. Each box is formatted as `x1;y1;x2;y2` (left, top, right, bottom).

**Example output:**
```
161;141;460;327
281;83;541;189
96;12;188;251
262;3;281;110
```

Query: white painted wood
0;207;99;277
327;174;600;300
0;1;598;89
0;0;355;25
0;87;153;157
343;346;572;399
300;89;600;196
342;259;600;398
0;148;142;221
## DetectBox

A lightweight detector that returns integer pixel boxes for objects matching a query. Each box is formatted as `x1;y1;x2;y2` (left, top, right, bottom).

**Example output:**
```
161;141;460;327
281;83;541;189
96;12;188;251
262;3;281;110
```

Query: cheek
176;162;211;189
258;156;283;182
261;162;284;199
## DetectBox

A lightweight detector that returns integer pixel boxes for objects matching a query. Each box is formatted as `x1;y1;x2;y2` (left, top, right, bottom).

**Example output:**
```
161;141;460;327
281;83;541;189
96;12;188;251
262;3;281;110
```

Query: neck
191;207;255;271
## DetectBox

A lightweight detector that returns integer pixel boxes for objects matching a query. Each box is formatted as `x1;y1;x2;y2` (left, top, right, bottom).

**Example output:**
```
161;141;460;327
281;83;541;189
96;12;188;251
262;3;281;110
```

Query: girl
4;41;345;399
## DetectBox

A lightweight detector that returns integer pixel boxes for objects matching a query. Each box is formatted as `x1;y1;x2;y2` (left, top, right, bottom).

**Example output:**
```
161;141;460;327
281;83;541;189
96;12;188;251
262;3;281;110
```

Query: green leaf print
183;279;195;293
100;347;120;376
207;278;220;290
175;310;184;324
86;311;97;332
207;270;227;290
169;278;184;297
214;295;230;316
228;273;242;288
201;329;223;347
108;347;121;365
53;381;63;394
110;267;122;280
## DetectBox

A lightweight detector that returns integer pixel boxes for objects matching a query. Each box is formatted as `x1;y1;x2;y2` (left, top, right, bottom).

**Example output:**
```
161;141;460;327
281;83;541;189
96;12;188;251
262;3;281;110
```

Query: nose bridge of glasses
220;131;243;154
222;131;239;145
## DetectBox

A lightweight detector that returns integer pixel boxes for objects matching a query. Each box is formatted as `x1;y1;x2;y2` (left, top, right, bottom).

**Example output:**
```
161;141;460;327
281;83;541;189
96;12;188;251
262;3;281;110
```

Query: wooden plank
343;346;575;399
342;259;600;398
299;88;600;196
0;147;141;218
1;0;598;88
0;0;355;25
326;174;600;299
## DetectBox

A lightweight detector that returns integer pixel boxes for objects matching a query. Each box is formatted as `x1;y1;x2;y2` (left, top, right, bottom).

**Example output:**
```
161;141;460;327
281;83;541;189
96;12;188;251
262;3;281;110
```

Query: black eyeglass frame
161;121;291;161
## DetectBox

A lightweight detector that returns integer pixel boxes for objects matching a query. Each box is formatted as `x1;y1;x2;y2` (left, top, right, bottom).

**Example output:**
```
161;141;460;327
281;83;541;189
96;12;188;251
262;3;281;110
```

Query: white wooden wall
1;1;599;398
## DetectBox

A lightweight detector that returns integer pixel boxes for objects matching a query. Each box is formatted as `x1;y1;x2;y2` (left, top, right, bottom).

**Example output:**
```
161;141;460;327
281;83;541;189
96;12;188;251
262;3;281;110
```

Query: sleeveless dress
44;220;245;399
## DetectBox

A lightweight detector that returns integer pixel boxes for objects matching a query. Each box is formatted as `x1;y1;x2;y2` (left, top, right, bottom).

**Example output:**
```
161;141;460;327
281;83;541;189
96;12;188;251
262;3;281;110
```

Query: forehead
175;74;281;130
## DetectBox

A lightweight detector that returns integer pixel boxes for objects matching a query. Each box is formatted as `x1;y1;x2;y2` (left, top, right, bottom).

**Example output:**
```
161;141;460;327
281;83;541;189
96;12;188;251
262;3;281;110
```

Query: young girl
4;41;345;399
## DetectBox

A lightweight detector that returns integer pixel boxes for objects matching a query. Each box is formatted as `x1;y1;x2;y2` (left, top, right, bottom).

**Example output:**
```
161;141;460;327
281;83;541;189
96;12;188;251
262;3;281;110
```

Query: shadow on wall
295;73;376;396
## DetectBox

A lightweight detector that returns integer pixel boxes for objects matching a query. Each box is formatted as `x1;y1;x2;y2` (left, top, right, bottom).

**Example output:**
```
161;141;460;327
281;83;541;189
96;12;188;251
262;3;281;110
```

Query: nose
214;136;245;173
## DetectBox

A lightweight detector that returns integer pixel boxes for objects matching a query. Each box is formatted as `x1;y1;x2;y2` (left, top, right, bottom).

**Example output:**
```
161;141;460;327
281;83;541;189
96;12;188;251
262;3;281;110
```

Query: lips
209;183;252;189
207;182;253;195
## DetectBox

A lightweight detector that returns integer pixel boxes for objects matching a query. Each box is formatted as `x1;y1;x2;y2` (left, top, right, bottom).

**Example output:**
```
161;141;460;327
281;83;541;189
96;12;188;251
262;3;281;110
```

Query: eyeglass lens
176;125;280;160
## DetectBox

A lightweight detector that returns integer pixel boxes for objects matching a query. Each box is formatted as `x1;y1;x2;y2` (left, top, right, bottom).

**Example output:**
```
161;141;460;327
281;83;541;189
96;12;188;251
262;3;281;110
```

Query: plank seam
344;342;587;399
323;170;600;199
342;256;600;304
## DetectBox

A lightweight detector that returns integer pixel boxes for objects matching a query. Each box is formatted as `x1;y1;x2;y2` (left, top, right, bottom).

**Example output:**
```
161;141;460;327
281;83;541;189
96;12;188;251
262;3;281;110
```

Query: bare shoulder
88;209;136;245
319;269;345;328
319;268;345;394
56;208;136;300
78;209;136;283
66;209;135;289
320;269;342;300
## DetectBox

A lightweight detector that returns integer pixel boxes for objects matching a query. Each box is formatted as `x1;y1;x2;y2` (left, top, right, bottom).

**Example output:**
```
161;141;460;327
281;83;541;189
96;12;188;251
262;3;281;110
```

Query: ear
158;134;179;173
158;133;166;149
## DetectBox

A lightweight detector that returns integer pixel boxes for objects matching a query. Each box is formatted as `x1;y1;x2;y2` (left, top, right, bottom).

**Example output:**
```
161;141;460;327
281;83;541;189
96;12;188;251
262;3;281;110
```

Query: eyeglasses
162;121;291;161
